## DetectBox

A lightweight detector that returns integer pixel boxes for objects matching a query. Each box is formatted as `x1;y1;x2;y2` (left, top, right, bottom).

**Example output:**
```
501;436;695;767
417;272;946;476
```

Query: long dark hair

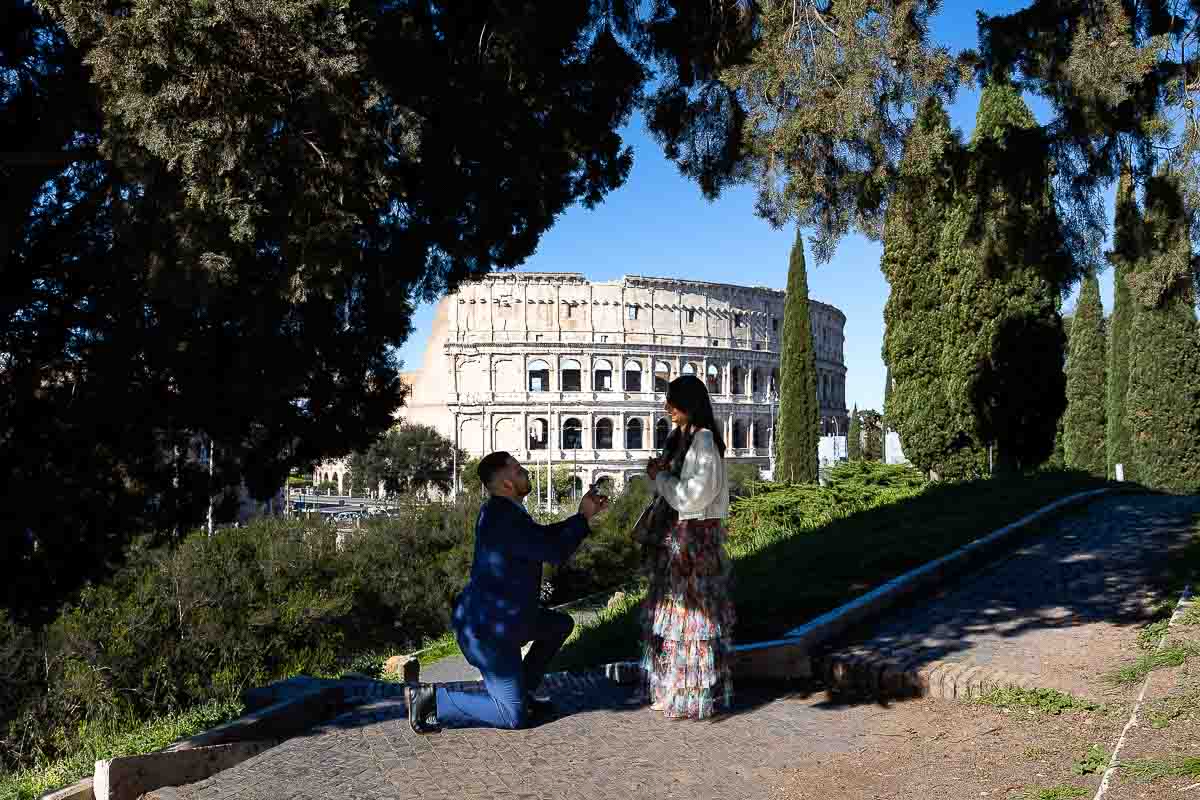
663;374;727;460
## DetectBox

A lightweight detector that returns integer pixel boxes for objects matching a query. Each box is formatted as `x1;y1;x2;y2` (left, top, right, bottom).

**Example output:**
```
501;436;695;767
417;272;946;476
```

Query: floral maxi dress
641;516;735;719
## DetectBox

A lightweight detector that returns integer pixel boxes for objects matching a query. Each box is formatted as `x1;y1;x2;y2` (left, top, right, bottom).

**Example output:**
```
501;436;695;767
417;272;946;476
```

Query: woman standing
642;374;735;719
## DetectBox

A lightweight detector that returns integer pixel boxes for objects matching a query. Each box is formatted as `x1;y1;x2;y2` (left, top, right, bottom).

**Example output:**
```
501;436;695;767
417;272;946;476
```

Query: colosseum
315;272;848;495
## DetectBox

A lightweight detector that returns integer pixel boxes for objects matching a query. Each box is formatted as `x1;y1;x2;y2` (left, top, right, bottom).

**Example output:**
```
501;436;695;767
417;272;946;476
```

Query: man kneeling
405;451;608;732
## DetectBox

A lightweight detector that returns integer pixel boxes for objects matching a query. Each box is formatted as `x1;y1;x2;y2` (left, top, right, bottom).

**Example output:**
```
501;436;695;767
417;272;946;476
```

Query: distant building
317;272;849;494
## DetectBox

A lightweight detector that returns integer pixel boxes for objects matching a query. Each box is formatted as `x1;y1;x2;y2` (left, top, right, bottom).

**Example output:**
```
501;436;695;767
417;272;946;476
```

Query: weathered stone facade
369;272;849;491
317;273;848;493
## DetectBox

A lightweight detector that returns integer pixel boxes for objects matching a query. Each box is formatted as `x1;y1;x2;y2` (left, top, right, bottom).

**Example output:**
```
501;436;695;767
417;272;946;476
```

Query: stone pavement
147;674;871;800
146;493;1200;799
825;493;1200;699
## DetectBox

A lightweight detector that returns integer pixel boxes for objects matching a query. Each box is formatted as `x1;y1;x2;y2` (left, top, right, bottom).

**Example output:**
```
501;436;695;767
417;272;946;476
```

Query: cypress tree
1106;162;1137;480
775;227;819;483
1063;273;1107;475
882;98;986;480
861;409;884;461
1125;176;1200;493
883;367;892;417
942;82;1071;473
847;406;862;461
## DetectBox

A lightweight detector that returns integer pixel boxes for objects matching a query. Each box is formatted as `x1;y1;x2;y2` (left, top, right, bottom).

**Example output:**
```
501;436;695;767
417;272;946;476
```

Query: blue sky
395;1;1113;413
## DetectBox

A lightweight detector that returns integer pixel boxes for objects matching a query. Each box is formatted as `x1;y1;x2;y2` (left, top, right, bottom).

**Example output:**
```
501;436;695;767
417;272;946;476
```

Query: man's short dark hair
477;451;513;489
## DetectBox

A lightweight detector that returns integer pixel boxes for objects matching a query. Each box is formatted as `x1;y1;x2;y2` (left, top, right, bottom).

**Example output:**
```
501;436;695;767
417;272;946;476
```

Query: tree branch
0;149;104;169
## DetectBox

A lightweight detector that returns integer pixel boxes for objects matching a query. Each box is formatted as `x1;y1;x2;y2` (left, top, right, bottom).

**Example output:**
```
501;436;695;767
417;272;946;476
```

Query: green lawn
0;699;244;800
551;470;1112;671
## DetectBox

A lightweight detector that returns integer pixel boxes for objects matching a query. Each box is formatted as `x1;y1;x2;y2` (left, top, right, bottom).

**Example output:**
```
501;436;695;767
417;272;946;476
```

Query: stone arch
560;358;582;392
626;418;644;449
459;417;483;454
706;363;720;394
682;362;698;376
527;359;551;392
493;416;520;452
653;360;671;393
730;364;744;395
528;417;548;450
455;355;481;392
493;358;520;393
624;359;643;392
593;358;614;391
751;367;762;395
595;417;614;449
562;417;582;449
732;419;747;449
753;417;769;449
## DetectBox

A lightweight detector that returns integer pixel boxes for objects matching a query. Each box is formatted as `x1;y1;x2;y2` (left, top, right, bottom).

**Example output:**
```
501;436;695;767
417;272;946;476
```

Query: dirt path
1102;587;1200;800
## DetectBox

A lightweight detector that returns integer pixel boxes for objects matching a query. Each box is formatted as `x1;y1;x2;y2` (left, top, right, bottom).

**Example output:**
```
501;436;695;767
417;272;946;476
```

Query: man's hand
578;489;609;522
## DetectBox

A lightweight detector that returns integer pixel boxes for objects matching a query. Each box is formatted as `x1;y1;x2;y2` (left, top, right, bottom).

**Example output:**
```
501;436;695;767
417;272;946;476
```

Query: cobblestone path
149;674;869;800
828;494;1200;699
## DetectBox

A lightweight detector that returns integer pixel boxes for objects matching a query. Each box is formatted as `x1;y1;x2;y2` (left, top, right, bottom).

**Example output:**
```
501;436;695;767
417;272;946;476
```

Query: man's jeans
435;608;574;729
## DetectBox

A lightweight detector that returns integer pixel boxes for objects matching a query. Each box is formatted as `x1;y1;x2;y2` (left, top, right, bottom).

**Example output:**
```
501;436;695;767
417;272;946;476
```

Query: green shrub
727;461;927;553
333;500;477;654
545;477;651;603
0;491;420;779
726;463;764;499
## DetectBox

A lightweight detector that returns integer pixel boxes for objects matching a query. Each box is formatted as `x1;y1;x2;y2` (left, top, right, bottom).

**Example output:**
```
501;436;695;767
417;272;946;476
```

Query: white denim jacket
653;429;729;521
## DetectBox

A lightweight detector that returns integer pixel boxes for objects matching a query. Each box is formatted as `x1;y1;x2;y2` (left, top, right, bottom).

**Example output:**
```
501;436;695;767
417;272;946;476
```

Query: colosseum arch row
461;411;774;455
449;352;846;409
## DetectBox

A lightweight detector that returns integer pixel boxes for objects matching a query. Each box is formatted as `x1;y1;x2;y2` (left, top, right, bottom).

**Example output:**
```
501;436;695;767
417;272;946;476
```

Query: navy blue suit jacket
452;496;590;647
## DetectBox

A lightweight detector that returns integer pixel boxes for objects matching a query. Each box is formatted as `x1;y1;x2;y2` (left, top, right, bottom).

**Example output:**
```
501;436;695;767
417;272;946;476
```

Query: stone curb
593;488;1111;691
806;652;1050;703
172;685;347;751
38;778;95;800
38;678;410;800
94;741;279;800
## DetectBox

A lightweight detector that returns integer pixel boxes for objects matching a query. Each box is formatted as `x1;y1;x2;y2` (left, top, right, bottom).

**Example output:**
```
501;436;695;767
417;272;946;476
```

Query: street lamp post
768;389;778;479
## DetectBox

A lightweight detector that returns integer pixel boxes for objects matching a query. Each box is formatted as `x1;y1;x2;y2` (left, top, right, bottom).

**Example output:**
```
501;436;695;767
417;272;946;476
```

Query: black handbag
630;430;690;545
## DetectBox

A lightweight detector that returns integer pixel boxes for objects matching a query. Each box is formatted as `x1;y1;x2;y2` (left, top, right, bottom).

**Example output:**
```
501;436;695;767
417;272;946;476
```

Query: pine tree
846;406;862;461
882;98;986;480
1125;176;1200;494
775;227;819;483
1106;162;1137;480
1063;273;1107;476
942;82;1072;474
